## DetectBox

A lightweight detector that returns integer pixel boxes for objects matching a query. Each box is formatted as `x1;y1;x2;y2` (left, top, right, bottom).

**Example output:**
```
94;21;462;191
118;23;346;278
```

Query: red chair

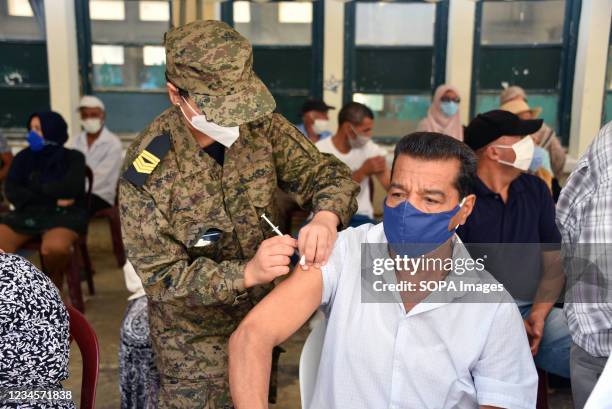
21;167;96;312
536;368;549;409
66;304;99;409
93;203;125;268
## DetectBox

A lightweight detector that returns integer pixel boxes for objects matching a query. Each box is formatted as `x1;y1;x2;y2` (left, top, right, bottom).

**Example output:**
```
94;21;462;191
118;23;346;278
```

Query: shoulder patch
123;134;171;187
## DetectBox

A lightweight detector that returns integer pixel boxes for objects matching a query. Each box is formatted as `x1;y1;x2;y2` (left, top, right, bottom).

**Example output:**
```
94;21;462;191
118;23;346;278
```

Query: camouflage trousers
156;376;233;409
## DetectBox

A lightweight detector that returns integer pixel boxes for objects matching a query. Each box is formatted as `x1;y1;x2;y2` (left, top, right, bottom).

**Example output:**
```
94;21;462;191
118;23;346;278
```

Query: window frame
470;0;581;145
343;0;449;143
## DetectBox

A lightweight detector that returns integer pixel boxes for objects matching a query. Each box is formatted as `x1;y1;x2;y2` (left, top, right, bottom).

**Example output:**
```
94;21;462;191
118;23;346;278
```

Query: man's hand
244;235;297;288
524;311;546;356
57;199;75;207
361;156;386;176
298;210;339;269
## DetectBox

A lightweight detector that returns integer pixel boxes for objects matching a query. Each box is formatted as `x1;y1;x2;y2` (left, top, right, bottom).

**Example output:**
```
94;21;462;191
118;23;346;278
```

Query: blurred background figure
0;130;13;206
500;86;567;184
418;84;463;141
0;111;86;291
0;251;75;409
316;102;390;227
119;260;159;409
71;95;123;215
296;99;334;143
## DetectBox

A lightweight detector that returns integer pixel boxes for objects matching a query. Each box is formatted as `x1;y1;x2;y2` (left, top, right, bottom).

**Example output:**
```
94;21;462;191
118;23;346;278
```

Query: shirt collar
474;174;526;198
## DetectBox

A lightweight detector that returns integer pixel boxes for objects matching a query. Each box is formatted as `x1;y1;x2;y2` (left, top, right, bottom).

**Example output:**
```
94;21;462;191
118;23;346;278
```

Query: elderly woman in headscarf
0;111;87;292
500;86;566;181
418;84;464;141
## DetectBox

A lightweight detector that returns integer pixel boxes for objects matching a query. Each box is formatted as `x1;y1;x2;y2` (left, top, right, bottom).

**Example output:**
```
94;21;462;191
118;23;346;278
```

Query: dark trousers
89;194;112;217
570;342;608;409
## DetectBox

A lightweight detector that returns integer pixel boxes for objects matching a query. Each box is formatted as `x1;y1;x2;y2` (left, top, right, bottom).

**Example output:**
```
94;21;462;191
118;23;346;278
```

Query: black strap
202;142;225;166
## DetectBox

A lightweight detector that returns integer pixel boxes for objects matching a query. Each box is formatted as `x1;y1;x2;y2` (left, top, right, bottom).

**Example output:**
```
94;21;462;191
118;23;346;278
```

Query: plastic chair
299;318;327;409
66;304;99;409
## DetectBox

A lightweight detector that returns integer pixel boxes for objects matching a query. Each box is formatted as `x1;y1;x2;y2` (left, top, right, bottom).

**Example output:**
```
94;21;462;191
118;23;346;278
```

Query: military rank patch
123;133;171;187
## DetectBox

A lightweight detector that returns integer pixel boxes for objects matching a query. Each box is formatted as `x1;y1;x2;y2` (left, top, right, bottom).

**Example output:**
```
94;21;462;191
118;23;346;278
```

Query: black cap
301;99;335;114
464;110;543;151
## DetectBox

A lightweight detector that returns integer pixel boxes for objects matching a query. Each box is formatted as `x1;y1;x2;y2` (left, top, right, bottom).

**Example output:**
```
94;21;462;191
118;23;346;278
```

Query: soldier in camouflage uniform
119;20;358;408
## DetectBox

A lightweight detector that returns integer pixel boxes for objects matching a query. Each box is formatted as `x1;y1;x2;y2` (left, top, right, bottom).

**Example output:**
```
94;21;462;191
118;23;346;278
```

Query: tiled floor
57;220;573;408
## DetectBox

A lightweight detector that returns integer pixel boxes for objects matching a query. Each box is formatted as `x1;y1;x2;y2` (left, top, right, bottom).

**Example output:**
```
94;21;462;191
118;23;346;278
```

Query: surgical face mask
349;125;370;148
179;97;240;148
26;130;45;152
528;146;552;173
493;135;534;172
383;197;465;258
312;118;329;135
440;101;459;117
81;118;103;134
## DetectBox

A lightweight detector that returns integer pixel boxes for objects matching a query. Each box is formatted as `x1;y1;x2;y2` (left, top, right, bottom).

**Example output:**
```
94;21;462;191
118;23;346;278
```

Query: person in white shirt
229;132;537;409
316;102;390;227
72;95;123;215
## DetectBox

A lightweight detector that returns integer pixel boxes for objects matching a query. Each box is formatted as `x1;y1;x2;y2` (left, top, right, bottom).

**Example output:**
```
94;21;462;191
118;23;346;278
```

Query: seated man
458;110;570;379
229;132;537;409
296;99;334;143
71;95;123;215
316;102;390;227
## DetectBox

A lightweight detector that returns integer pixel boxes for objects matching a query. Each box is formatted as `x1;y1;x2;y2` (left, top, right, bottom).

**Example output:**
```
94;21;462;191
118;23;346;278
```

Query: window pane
476;93;559;132
356;3;435;46
353;94;432;137
481;1;565;45
90;0;126;21
143;45;165;66
234;1;251;23
92;45;168;90
139;1;170;22
278;3;312;24
234;2;311;46
92;44;125;65
7;0;33;17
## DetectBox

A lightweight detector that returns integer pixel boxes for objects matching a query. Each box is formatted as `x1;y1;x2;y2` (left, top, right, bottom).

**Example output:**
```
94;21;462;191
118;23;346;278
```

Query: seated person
0;250;75;408
71;95;123;215
0;129;13;204
229;132;537;409
296;99;334;143
0;112;87;291
316;102;390;227
458;110;570;379
418;84;464;141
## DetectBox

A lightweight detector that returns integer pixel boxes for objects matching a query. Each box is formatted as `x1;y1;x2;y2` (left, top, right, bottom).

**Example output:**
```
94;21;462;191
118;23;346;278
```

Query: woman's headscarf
418;84;463;141
21;111;69;183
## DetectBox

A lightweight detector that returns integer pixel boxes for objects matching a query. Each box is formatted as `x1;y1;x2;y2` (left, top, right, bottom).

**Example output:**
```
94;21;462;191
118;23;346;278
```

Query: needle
261;213;306;266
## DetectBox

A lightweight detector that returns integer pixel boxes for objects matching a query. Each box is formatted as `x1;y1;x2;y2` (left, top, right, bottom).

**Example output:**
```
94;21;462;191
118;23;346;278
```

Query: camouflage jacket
119;106;358;381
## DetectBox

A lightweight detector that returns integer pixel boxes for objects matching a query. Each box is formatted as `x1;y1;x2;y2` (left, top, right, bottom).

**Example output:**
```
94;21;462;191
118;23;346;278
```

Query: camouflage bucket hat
165;20;276;127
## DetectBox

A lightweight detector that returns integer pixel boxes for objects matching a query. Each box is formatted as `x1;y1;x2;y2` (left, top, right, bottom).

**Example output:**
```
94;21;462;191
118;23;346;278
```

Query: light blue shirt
296;123;332;140
311;223;538;409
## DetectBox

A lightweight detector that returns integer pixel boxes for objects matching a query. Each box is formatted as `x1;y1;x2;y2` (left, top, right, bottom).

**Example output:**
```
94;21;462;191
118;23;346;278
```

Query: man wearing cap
500;86;566;181
119;20;358;408
296;99;334;143
457;110;571;380
71;95;123;214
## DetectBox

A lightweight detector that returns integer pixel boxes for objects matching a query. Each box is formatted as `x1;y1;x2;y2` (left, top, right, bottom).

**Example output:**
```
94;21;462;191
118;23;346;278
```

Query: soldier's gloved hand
298;210;340;270
244;235;297;288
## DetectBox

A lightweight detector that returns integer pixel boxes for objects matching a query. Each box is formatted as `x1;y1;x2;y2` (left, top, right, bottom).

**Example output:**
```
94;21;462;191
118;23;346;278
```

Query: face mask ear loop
454;197;467;230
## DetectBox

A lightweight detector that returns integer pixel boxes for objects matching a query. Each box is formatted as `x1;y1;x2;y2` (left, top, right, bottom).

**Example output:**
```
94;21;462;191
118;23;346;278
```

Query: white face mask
349;125;370;148
179;97;240;148
81;118;102;134
312;118;329;135
493;135;535;171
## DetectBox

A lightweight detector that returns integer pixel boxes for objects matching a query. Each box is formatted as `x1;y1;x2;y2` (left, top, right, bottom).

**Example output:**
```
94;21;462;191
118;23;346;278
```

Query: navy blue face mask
26;130;45;152
383;197;465;258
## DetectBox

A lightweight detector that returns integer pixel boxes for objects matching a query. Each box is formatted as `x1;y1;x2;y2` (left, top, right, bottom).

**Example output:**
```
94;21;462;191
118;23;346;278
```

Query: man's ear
167;82;181;106
457;194;476;225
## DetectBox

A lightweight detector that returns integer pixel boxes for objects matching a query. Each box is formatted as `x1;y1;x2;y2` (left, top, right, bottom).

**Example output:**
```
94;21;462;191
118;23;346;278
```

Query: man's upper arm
473;303;538;409
239;265;324;346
